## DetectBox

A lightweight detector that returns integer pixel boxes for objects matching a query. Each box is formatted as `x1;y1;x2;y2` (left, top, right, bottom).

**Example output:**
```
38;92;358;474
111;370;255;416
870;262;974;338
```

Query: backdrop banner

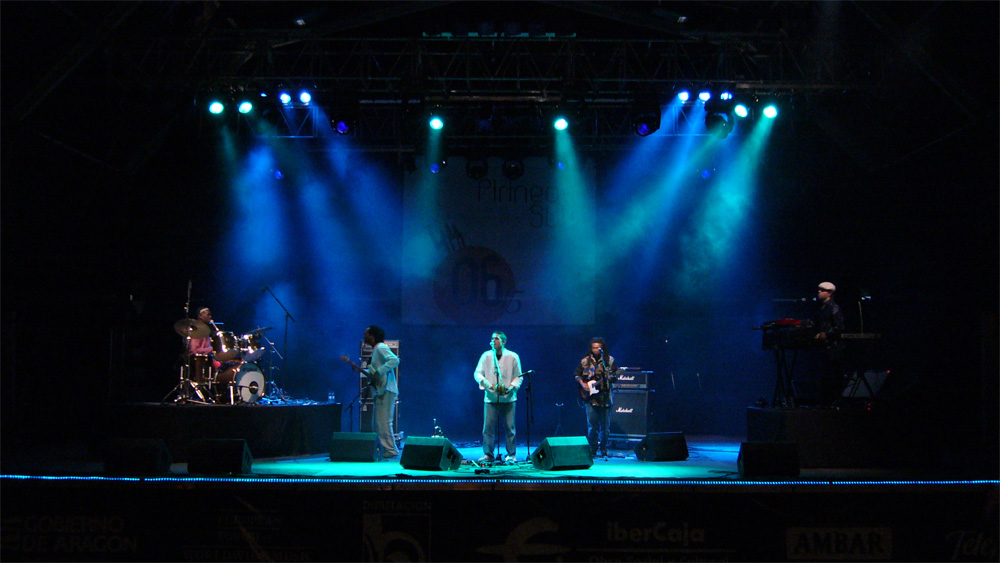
402;156;596;325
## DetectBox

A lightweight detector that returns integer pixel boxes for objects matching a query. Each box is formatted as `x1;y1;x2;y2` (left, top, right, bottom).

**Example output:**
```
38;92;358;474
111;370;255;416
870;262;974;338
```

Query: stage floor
3;435;997;562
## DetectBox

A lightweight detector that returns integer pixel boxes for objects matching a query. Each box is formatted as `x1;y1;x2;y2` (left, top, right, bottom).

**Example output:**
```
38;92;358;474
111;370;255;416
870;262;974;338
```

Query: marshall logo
615;407;633;413
618;374;635;381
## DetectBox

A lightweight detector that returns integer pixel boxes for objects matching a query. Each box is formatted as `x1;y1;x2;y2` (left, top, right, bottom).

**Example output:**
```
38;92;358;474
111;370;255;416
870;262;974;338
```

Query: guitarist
363;325;400;459
574;337;618;459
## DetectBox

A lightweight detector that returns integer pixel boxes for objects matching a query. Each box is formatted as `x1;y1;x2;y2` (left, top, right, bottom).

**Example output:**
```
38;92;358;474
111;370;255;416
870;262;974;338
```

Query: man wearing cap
814;282;845;405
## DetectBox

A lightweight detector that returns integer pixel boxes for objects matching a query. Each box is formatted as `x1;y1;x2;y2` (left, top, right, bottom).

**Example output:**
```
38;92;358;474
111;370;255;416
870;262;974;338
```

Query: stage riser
101;403;341;461
746;407;903;468
2;479;993;562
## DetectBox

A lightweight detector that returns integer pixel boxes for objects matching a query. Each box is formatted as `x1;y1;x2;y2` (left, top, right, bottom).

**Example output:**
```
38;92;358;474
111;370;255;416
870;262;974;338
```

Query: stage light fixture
632;100;661;136
502;158;524;180
429;115;444;130
299;91;312;104
698;91;711;102
333;120;351;135
208;101;225;115
704;98;735;138
553;117;569;131
279;92;292;104
734;104;749;118
466;158;488;180
677;90;690;102
763;105;778;119
238;101;253;114
429;158;447;174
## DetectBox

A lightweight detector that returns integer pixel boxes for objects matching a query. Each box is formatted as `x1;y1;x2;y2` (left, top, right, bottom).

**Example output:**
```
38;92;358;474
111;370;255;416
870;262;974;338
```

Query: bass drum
217;362;266;404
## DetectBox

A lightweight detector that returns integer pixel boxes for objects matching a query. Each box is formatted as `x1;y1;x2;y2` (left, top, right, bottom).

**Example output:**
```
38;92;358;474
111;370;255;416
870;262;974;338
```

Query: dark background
2;2;996;465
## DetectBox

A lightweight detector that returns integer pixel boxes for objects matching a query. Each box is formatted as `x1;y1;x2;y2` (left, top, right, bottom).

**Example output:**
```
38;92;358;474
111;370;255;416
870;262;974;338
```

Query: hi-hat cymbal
174;318;211;339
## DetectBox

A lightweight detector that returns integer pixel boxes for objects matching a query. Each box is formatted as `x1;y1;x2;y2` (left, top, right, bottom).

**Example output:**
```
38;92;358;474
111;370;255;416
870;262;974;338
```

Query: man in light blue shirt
365;325;399;458
474;331;523;463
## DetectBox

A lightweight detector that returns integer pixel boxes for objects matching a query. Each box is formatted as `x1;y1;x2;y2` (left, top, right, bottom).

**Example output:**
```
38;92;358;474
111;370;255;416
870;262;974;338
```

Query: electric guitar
578;378;603;401
340;355;380;388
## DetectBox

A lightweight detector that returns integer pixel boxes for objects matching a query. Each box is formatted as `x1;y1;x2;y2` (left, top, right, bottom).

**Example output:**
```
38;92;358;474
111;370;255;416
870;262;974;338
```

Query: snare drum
212;331;241;361
240;332;264;362
215;362;266;404
190;354;213;384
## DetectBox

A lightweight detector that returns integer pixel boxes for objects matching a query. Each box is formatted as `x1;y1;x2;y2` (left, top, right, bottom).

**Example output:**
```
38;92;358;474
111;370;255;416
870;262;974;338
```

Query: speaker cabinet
329;432;378;462
610;390;648;437
399;437;463;471
530;437;593;471
738;441;800;477
187;439;253;475
634;432;689;461
103;438;172;475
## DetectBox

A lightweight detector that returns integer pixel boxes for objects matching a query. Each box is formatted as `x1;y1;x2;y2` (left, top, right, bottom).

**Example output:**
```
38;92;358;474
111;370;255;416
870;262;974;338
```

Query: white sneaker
504;454;517;463
477;454;494;463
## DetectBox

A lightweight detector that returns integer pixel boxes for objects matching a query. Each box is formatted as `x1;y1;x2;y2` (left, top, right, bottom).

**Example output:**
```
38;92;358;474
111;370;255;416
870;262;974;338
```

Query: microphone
519;370;534;375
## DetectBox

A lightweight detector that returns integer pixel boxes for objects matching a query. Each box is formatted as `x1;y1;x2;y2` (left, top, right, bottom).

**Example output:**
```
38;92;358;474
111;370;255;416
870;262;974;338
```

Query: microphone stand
261;332;285;401
263;286;295;401
519;370;534;460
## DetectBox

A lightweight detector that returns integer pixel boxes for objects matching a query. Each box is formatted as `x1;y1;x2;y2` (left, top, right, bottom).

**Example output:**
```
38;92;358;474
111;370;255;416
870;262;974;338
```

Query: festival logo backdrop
402;157;596;325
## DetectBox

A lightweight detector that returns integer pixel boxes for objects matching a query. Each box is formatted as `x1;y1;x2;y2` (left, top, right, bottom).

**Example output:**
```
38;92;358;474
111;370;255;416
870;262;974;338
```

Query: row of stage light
205;88;778;139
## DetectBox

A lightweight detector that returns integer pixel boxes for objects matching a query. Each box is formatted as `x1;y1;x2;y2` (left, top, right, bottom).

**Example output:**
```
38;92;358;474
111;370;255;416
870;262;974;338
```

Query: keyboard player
813;281;846;405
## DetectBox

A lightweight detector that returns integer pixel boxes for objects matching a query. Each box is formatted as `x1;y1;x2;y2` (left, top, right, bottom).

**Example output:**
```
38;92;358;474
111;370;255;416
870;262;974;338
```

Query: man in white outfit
474;331;523;463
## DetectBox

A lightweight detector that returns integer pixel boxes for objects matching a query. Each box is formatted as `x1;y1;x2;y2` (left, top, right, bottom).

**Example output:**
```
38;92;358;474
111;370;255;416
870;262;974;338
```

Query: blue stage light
763;105;778;119
553;117;569;131
698;91;711;102
334;120;351;135
734;104;749;118
677;91;690;102
238;101;253;114
208;101;225;114
429;116;444;130
279;92;292;104
299;91;311;104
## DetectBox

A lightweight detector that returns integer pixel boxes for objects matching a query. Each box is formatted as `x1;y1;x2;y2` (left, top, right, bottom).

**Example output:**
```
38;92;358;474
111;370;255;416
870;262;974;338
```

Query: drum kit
165;318;273;405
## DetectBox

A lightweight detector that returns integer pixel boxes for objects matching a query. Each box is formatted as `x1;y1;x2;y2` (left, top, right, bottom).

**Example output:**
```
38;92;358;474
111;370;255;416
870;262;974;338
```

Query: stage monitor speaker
634;432;689;461
187;439;253;475
738;441;799;478
103;438;172;475
399;437;463;471
530;437;593;471
329;432;378;462
609;390;648;437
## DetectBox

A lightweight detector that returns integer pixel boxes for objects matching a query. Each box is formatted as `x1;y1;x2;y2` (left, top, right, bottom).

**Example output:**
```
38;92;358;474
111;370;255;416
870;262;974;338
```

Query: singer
574;337;618;459
473;331;523;463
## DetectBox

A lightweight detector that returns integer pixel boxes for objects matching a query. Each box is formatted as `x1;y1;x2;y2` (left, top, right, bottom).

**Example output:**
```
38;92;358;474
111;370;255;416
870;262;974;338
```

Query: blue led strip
2;475;997;486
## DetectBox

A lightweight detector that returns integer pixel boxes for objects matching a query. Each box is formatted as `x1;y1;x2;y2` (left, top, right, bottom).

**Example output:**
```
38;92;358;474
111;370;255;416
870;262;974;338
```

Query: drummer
189;307;215;357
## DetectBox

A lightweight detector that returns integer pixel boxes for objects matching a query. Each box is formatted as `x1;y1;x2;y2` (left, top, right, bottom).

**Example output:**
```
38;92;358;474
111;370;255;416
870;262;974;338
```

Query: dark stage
3;2;999;561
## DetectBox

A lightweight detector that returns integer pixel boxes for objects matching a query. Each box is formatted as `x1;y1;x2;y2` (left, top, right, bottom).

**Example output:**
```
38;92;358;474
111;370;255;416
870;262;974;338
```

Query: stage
2;403;997;562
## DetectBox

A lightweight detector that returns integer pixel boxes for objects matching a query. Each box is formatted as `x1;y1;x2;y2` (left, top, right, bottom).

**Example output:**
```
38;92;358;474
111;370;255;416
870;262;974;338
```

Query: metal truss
145;31;882;152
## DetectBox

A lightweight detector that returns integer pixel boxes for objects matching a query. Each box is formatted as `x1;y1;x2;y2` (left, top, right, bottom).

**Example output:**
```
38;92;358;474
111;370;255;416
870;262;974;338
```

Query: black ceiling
2;1;997;173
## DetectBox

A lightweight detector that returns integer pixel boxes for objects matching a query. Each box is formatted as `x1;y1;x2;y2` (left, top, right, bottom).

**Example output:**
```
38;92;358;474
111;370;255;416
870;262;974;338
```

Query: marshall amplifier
615;367;651;390
610;390;648;438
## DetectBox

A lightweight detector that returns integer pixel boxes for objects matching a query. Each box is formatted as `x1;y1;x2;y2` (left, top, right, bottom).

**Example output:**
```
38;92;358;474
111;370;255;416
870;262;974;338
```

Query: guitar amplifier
615;367;651;389
610;390;648;438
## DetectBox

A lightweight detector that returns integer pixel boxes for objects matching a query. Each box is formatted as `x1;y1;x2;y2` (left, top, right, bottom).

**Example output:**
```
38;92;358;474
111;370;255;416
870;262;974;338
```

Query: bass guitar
340;355;381;388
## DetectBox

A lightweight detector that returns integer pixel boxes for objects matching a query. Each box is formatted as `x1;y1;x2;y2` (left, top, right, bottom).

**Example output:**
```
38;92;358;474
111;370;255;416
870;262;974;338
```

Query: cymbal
250;326;273;333
174;318;211;339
